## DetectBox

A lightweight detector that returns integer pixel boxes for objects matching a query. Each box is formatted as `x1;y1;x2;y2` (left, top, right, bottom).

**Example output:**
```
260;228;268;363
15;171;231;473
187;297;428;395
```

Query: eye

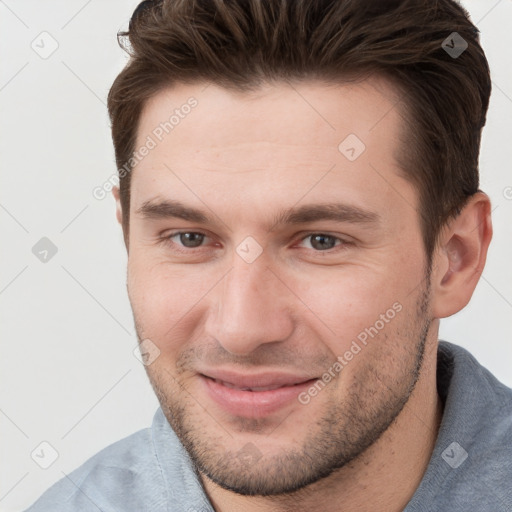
163;231;209;250
159;231;350;254
297;233;347;252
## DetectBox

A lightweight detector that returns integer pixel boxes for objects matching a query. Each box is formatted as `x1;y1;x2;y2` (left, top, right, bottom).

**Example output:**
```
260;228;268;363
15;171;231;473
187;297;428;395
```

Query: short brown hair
107;0;491;257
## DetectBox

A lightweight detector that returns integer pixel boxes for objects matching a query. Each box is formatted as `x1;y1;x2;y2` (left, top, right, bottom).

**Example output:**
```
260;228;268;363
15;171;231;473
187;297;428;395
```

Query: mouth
211;378;310;392
198;371;318;418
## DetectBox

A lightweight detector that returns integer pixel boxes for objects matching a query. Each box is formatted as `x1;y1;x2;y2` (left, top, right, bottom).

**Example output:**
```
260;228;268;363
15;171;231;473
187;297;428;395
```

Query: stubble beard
141;281;432;497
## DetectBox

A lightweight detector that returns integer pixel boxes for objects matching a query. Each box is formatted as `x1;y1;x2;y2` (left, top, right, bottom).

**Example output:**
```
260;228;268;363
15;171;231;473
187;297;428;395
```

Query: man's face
125;78;433;495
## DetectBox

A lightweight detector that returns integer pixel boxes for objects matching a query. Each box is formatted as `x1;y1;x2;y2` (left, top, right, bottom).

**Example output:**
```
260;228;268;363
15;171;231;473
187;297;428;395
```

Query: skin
113;77;492;512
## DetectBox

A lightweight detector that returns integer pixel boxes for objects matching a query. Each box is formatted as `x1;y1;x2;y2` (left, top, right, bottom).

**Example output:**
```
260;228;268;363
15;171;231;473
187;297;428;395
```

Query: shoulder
25;407;214;512
444;342;512;505
409;342;512;510
24;426;170;512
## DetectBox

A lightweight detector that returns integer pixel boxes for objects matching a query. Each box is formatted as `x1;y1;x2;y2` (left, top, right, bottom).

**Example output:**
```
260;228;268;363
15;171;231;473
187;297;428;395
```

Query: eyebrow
135;199;380;229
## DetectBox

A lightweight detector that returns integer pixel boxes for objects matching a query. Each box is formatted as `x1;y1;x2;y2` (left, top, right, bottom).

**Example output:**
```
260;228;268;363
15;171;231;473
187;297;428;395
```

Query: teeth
215;379;285;392
248;385;283;391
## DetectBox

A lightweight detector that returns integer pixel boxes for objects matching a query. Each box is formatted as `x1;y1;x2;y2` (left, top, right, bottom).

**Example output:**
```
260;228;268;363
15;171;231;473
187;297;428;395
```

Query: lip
198;369;318;417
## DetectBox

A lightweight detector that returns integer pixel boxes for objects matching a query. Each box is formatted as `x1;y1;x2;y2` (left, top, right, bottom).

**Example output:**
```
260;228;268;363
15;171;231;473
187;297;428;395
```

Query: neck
201;340;443;512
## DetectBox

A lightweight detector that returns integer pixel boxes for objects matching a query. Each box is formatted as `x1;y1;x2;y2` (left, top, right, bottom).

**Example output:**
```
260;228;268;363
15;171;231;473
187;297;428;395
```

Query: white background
1;1;511;510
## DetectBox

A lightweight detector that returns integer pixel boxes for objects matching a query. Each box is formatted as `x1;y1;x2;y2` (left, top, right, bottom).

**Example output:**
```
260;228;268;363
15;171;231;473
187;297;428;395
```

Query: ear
112;186;129;251
430;192;493;318
112;186;123;226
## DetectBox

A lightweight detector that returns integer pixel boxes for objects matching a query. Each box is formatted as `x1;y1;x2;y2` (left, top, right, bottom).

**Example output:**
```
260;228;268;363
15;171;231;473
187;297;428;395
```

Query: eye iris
311;234;336;250
180;232;204;248
174;234;338;250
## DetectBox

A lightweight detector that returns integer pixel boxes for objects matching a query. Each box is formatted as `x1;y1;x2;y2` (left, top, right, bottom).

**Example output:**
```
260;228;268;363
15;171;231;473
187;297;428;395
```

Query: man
26;0;511;510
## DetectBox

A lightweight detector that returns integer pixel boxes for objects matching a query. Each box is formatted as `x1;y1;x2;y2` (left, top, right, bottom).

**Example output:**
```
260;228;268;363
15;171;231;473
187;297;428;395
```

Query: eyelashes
159;231;352;255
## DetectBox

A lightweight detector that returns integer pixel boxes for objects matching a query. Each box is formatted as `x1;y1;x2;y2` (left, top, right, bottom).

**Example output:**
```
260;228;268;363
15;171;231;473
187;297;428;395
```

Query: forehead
136;76;404;153
129;78;416;225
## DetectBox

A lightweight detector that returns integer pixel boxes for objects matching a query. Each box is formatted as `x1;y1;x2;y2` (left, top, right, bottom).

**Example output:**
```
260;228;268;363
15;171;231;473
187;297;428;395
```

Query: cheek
289;262;418;355
127;256;215;349
296;268;386;317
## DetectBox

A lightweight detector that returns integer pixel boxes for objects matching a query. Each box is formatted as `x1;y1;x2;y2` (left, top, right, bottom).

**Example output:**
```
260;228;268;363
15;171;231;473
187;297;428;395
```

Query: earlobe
112;186;123;226
431;192;492;319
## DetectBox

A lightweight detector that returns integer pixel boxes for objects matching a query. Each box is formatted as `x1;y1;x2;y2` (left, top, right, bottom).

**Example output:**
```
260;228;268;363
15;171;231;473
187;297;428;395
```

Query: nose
204;254;295;356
